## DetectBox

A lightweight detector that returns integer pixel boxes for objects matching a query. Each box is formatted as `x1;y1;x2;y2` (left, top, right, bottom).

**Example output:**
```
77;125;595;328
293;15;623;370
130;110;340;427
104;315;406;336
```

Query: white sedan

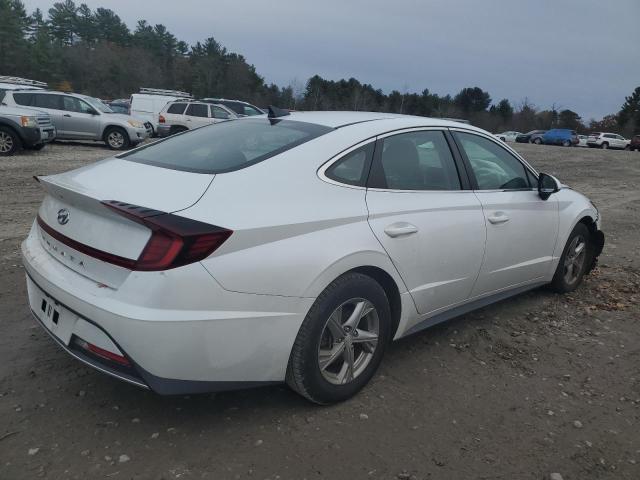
494;131;522;142
23;111;604;404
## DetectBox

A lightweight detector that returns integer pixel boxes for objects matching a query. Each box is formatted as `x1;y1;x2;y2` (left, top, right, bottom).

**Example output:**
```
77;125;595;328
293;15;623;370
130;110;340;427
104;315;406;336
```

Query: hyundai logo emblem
57;208;70;225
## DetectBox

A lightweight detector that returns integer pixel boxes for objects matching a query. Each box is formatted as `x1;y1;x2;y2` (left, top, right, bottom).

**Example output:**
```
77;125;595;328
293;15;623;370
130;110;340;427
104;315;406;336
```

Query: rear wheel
549;223;592;293
562;139;571;147
104;127;131;150
0;126;21;156
286;272;391;404
601;142;609;149
533;137;542;145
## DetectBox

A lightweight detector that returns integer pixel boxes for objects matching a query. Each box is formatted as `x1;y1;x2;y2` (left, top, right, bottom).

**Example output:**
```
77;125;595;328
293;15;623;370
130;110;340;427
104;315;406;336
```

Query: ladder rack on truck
0;76;48;88
139;88;192;98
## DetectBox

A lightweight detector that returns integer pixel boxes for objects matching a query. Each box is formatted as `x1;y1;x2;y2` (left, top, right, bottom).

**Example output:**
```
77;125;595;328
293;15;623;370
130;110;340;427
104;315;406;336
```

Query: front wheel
286;272;391;404
533;138;542;145
0;126;21;156
104;127;131;150
549;223;592;293
601;142;609;150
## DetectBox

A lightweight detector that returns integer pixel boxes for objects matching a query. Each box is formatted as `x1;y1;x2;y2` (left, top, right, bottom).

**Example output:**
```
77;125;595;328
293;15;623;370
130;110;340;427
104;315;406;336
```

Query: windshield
123;118;332;174
83;96;113;113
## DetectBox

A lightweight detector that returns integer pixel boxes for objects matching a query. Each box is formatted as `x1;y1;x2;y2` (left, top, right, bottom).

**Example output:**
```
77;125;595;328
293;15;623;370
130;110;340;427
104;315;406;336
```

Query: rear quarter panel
181;124;408;299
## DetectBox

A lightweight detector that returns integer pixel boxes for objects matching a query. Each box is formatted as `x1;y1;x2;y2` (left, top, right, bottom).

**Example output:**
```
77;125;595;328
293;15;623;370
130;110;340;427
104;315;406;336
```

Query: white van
129;88;192;136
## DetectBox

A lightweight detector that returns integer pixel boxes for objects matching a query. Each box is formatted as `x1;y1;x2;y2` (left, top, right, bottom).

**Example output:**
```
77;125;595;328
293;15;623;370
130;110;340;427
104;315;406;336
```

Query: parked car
4;90;148;150
0;75;47;98
577;135;588;147
130;88;192;136
542;129;578;147
629;135;640;151
586;132;630;150
157;100;238;137
201;98;265;117
23;111;604;404
493;131;521;142
0;105;56;156
515;130;546;144
106;99;130;114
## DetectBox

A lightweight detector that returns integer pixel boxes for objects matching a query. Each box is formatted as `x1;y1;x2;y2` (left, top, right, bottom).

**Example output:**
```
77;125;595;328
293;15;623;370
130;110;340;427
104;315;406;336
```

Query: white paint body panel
21;112;601;391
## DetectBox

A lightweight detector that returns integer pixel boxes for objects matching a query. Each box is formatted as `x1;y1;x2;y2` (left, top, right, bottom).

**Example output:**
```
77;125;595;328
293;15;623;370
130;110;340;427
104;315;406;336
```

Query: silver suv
3;90;149;150
157;100;238;137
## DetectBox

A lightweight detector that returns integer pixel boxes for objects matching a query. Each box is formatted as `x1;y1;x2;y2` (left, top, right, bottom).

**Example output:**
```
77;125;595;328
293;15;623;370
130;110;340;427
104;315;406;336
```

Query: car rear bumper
21;223;313;394
156;125;172;137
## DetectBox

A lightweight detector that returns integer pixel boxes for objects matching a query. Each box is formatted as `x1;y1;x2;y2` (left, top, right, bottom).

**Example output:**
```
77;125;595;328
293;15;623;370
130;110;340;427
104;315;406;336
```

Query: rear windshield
123;118;332;174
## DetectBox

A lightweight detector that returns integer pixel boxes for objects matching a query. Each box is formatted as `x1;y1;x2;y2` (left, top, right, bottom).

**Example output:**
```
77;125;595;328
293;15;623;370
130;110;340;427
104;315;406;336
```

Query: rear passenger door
184;103;212;129
452;130;558;296
365;129;486;321
29;93;67;135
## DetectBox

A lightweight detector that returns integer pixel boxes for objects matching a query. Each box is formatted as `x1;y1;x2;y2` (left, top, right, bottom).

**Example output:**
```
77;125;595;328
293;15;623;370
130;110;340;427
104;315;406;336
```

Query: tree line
1;0;638;136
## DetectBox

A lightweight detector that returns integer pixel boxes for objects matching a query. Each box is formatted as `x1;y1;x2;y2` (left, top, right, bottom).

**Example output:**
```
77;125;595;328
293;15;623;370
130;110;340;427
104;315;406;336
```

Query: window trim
367;127;468;193
449;128;539;192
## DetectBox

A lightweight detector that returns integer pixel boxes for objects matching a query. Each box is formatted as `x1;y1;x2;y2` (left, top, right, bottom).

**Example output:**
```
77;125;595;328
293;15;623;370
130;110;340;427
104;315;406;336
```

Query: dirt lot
0;141;639;480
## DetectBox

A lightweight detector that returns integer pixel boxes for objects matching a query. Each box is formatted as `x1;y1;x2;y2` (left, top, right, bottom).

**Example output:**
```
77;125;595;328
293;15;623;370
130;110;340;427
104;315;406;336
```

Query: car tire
601;142;608;149
286;272;391;404
534;138;542;145
549;223;593;294
0;126;22;156
562;140;571;147
104;127;131;150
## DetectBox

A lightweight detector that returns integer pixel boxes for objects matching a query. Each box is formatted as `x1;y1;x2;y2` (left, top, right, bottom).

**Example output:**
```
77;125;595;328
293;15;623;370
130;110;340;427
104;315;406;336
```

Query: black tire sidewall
0;127;21;156
551;223;591;293
291;273;391;404
105;127;131;150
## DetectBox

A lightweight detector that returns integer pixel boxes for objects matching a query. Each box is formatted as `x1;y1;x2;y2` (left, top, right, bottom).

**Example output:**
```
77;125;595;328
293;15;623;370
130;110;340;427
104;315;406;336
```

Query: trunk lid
36;158;214;287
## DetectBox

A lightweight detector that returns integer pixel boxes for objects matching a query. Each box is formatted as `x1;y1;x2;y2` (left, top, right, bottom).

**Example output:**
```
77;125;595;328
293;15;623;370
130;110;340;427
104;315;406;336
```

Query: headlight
20;116;38;128
127;120;144;128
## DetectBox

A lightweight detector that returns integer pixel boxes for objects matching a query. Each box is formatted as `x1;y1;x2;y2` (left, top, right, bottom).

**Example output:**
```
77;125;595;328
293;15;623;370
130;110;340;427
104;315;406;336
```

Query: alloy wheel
563;235;587;285
317;298;379;385
0;131;14;153
107;131;125;149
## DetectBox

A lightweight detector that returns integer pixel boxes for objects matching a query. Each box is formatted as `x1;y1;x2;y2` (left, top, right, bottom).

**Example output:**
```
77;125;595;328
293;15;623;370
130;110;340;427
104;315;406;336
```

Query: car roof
282;111;481;131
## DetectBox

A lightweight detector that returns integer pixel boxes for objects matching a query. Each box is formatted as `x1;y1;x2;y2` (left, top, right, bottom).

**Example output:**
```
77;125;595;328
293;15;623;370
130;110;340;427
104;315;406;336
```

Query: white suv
157;100;238;137
587;132;630;150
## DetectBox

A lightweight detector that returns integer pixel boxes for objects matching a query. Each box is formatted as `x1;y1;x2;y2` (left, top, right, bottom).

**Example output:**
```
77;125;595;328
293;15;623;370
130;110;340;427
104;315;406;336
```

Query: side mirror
538;173;560;200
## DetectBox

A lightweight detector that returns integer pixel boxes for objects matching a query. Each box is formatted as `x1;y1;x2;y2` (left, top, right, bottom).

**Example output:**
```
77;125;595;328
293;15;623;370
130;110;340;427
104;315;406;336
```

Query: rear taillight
75;338;130;366
102;201;233;271
159;114;165;124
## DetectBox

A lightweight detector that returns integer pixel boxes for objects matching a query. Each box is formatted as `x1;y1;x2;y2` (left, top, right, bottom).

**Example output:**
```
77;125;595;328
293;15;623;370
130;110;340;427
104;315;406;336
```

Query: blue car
542;129;579;147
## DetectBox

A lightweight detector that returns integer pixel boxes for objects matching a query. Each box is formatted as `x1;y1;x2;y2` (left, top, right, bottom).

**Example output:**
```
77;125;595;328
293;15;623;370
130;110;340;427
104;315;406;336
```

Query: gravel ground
0;141;639;480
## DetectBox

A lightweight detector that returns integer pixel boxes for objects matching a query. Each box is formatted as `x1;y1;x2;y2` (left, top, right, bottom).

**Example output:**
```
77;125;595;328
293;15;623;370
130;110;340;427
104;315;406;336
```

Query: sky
22;0;640;120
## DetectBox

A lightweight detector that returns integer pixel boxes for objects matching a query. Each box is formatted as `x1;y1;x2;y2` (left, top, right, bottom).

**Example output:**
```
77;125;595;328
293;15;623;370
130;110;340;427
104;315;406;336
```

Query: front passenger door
452;131;558;297
61;96;100;139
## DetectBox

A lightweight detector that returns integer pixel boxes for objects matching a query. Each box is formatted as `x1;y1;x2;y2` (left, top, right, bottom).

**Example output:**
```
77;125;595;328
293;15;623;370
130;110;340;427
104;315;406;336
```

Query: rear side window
123;118;332;174
34;94;62;110
13;92;34;106
325;143;374;187
167;103;187;114
369;130;461;190
186;103;208;118
211;105;231;119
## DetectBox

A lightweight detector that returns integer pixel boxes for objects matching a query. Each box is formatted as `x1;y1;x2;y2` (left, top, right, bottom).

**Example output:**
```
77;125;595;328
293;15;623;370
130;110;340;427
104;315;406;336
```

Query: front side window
242;105;263;116
123;118;332;174
369;130;461;190
211;106;231;119
455;132;531;190
325;143;374;187
186;103;208;118
167;103;187;114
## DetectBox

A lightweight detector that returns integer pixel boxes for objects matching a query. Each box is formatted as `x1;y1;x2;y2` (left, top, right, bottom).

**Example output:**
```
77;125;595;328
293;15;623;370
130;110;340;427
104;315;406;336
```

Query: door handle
63;114;72;117
487;213;510;224
384;222;418;238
